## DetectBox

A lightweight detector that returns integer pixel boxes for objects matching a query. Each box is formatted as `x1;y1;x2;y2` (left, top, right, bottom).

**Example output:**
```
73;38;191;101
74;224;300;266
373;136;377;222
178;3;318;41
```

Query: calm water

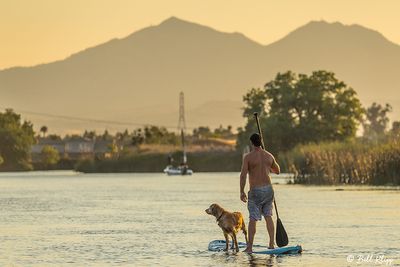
0;172;399;267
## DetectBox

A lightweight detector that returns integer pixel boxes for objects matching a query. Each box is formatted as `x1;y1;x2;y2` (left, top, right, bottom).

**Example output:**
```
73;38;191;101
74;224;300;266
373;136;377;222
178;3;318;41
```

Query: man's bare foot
243;247;253;253
268;243;275;249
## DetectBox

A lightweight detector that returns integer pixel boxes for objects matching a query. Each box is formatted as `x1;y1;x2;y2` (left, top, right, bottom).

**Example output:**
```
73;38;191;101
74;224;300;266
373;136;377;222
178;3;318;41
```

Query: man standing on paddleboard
240;133;280;253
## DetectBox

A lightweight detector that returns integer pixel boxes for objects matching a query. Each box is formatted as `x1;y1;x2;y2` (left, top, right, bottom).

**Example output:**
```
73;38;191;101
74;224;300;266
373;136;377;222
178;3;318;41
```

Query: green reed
282;139;400;185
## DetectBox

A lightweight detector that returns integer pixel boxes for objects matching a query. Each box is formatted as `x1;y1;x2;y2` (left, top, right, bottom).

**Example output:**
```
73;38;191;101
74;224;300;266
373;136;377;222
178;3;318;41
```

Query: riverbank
4;139;400;186
75;150;242;173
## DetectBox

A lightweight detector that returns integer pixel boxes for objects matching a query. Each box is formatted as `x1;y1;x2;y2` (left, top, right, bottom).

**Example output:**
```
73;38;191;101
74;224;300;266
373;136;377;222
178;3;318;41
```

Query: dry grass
283;140;400;185
135;140;235;155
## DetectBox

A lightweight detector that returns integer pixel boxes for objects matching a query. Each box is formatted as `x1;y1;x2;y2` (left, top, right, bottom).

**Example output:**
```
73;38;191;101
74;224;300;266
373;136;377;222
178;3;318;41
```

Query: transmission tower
178;91;186;131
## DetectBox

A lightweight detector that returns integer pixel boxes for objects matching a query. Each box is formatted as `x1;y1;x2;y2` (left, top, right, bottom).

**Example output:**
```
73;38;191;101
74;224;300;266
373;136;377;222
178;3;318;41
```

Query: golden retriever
205;203;248;252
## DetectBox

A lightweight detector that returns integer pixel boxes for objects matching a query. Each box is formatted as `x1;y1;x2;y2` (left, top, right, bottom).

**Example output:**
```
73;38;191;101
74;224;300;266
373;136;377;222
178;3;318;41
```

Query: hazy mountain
265;21;400;109
1;17;399;133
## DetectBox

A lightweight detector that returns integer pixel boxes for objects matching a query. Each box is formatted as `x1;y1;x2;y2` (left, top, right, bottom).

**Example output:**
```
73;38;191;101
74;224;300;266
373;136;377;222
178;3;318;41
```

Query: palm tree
40;126;48;138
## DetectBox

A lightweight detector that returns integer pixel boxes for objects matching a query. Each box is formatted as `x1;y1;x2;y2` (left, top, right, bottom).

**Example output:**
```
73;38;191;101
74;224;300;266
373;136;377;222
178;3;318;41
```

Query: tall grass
282;140;400;185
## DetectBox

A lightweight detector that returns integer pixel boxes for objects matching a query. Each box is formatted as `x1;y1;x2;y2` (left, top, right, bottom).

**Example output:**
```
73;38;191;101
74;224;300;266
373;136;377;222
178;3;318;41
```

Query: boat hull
163;166;193;175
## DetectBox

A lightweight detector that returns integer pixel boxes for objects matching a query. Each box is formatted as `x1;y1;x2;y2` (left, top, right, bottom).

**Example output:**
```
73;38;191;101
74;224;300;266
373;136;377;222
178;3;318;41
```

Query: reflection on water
0;172;399;266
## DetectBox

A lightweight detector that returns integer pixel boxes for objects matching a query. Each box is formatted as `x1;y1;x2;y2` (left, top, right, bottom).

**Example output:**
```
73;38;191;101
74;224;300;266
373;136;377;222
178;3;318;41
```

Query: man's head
250;133;262;147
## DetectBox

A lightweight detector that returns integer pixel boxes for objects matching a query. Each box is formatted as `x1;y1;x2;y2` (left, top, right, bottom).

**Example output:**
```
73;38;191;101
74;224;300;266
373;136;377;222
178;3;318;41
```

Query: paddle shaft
253;112;280;219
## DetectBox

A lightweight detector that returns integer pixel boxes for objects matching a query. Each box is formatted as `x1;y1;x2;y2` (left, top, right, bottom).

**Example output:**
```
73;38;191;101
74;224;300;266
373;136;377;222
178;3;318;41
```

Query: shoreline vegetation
1;70;399;185
282;139;400;186
75;150;242;173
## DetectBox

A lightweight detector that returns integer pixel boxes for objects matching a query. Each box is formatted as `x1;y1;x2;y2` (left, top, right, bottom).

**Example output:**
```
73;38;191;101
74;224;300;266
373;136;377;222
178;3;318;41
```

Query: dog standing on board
205;203;248;252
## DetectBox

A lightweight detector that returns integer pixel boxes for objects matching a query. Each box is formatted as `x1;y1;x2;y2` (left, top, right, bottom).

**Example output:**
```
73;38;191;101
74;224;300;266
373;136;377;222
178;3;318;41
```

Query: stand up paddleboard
208;240;302;255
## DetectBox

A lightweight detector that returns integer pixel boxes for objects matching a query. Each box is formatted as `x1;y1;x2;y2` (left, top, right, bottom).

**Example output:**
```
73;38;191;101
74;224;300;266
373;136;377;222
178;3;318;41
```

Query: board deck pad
208;240;302;255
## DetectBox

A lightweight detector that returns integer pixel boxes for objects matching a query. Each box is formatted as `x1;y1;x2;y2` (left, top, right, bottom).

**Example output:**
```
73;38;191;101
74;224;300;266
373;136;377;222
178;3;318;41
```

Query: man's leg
264;215;275;249
243;219;256;253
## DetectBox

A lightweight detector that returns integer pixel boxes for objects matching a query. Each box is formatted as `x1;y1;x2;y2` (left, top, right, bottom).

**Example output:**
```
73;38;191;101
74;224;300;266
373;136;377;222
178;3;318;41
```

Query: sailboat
163;92;193;175
163;129;193;175
164;130;193;175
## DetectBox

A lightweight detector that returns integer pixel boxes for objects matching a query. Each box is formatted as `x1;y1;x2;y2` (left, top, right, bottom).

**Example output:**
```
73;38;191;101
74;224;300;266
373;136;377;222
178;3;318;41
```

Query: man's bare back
241;147;280;190
239;133;280;253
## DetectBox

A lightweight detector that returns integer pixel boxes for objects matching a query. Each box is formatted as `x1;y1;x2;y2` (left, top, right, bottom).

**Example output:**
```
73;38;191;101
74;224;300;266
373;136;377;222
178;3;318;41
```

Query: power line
0;106;196;131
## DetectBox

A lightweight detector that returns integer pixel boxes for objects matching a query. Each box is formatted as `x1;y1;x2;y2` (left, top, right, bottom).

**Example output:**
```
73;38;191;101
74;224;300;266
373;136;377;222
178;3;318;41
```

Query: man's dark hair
250;133;262;147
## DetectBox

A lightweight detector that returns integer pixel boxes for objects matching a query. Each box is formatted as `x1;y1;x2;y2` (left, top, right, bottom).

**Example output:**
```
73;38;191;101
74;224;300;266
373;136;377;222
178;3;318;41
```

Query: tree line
237;70;399;185
237;70;398;154
0;108;235;171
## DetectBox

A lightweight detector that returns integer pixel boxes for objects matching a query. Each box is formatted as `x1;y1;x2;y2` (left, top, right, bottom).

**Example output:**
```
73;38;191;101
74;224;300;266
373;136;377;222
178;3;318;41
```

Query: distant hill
1;17;399;133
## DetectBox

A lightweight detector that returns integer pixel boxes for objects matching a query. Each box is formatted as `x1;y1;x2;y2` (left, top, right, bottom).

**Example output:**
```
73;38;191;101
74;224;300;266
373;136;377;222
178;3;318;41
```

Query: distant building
31;138;65;162
31;139;65;154
63;137;94;160
31;136;122;162
94;139;116;159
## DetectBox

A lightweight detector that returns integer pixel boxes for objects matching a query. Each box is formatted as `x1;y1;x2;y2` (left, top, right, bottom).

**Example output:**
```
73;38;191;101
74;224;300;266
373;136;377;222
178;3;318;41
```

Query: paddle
253;112;289;248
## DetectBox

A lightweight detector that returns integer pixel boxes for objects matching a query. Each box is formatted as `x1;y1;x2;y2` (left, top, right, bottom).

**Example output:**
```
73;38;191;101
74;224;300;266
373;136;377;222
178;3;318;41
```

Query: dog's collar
216;213;223;222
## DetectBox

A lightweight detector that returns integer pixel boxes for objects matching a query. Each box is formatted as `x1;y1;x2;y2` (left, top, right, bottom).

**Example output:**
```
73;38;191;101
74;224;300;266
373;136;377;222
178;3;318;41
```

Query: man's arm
240;155;249;202
271;155;280;174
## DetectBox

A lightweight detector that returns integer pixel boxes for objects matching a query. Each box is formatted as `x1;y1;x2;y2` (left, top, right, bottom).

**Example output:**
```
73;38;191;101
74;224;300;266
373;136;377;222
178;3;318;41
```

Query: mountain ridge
1;17;399;133
3;18;399;72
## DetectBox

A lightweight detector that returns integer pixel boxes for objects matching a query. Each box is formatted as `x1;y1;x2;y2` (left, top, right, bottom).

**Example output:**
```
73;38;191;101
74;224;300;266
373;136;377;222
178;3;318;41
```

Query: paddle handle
253;112;280;219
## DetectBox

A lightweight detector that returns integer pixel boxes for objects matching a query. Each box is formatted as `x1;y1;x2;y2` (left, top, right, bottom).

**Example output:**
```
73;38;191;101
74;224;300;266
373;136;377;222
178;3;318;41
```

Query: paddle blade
276;218;289;247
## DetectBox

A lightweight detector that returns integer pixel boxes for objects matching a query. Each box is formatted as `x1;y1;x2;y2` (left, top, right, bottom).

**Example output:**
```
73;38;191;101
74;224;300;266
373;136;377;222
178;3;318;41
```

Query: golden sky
1;0;399;70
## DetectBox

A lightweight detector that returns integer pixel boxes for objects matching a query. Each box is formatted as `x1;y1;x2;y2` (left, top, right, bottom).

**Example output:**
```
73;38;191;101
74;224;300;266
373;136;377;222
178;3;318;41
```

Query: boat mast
181;129;187;164
178;92;187;164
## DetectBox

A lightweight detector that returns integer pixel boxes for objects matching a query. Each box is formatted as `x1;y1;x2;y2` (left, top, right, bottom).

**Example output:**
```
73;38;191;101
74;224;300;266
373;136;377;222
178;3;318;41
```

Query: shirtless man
240;133;280;253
